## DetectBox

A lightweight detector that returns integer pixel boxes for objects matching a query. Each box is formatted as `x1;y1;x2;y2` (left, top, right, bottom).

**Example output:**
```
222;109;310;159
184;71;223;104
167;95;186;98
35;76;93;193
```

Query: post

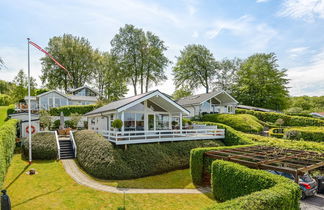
121;111;124;134
144;100;148;131
179;112;182;134
27;38;32;164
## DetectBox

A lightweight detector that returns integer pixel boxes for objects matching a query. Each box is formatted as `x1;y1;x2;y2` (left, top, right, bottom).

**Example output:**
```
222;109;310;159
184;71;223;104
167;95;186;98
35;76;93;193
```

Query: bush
0;119;18;188
268;128;284;138
111;119;123;129
236;108;324;126
202;114;264;133
49;104;98;116
22;132;58;160
0;94;12;106
52;119;60;130
284;127;324;142
74;130;224;179
6;104;15;116
208;160;300;209
190;145;253;185
193;121;253;146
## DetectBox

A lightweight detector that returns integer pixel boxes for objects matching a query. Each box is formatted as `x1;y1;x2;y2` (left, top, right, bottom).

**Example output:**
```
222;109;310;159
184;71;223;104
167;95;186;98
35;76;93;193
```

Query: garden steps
59;137;75;159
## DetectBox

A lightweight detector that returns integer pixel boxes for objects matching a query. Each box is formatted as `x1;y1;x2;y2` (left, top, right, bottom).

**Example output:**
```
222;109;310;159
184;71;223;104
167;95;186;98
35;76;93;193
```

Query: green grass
4;155;216;209
0;106;9;127
77;161;195;189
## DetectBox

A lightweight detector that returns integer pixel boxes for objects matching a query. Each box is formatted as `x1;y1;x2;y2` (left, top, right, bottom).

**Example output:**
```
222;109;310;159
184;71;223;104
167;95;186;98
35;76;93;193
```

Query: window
124;112;144;131
155;114;169;130
55;98;60;107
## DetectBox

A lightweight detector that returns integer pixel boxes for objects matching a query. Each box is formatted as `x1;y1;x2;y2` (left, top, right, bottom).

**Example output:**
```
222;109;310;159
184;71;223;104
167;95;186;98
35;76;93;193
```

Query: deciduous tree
173;44;217;93
214;58;242;92
172;86;193;100
12;69;37;101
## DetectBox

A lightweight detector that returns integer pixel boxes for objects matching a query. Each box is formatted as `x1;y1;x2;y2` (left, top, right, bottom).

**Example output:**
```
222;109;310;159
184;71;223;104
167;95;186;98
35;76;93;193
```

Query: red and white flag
28;40;71;77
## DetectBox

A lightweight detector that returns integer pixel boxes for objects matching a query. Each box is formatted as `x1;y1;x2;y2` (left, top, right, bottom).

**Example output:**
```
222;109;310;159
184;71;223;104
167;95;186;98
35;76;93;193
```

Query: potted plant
112;119;123;131
172;121;178;129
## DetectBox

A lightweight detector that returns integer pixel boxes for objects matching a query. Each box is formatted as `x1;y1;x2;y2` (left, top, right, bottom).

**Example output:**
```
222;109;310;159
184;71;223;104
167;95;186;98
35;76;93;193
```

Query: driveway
301;194;324;210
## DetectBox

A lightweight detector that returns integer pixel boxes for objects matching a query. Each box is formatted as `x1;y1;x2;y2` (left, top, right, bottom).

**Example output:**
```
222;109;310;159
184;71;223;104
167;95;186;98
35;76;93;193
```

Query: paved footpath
61;159;210;194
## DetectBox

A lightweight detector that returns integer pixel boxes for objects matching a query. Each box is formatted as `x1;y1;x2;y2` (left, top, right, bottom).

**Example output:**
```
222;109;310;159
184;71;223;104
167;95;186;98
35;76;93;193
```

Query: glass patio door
148;114;155;130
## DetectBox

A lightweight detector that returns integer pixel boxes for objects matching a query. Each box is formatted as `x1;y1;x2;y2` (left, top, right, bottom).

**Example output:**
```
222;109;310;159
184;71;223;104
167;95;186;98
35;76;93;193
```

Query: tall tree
173;44;217;93
94;51;128;102
213;58;242;92
111;24;169;95
172;86;193;100
232;53;289;110
12;69;37;101
40;34;97;92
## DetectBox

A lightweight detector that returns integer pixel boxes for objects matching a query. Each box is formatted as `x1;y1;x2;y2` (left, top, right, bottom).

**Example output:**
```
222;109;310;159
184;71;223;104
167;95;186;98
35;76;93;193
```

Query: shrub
52;119;60;130
6;104;15;116
74;130;224;179
0;94;12;106
39;110;51;129
0;106;10;126
64;120;74;129
190;145;253;185
49;104;98;116
193;121;253;146
70;113;82;128
284;127;324;142
201;114;263;133
208;160;300;210
236;108;324;126
182;118;192;126
269;128;284;138
22;132;58;160
0;119;18;188
111;119;123;129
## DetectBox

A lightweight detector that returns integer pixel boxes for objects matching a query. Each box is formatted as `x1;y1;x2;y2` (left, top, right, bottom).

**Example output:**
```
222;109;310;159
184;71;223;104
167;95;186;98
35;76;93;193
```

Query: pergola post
144;100;148;131
121;111;124;134
179;112;182;134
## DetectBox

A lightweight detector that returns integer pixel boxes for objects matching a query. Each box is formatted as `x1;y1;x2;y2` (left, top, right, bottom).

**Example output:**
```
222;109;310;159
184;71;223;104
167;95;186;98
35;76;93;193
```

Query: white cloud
287;46;309;58
256;0;270;3
287;49;324;96
279;0;324;21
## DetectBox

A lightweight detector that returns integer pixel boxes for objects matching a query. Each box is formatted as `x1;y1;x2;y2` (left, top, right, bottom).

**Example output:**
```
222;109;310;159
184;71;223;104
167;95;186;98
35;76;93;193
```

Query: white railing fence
70;130;77;158
54;131;60;159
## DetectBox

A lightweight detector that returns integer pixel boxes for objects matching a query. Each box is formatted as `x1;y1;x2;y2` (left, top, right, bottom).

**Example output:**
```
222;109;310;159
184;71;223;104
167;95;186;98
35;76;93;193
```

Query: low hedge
202;114;264;133
49;104;97;116
0;119;18;188
190;145;253;185
193;121;253;146
74;130;224;180
284;127;324;142
236;108;324;126
6;104;15;116
208;160;300;210
22;132;58;160
268;128;284;138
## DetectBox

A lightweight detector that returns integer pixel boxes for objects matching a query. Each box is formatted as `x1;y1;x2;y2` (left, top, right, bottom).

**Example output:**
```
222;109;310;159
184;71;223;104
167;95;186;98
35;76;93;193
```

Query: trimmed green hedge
22;132;58;160
284;127;324;142
208;160;300;210
193;121;253;146
0;119;18;188
269;128;284;138
49;104;97;116
190;145;253;185
236;108;324;126
74;130;224;179
202;114;264;133
6;104;15;116
0;94;12;106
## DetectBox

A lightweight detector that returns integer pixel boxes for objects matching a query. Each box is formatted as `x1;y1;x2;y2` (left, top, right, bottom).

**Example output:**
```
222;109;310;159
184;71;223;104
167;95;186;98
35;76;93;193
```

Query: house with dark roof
176;90;238;117
17;86;99;111
85;90;225;145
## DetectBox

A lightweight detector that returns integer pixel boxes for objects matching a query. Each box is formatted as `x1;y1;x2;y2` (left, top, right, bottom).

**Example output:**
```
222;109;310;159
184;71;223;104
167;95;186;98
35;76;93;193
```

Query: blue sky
1;0;324;96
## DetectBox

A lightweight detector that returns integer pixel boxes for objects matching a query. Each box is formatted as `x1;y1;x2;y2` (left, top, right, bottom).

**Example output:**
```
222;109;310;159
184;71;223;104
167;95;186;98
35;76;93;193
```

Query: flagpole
27;38;32;165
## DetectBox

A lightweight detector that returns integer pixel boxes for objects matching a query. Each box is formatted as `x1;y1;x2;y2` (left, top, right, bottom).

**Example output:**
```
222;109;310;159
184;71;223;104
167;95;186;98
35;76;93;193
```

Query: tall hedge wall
284;127;324;142
74;130;224;180
49;104;97;116
201;114;263;133
22;132;58;160
236;108;324;126
0;119;18;188
208;160;300;210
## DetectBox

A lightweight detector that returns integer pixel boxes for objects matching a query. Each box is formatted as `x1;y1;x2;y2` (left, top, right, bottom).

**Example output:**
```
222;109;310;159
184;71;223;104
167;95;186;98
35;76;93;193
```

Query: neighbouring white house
85;90;225;145
17;86;99;111
176;90;239;118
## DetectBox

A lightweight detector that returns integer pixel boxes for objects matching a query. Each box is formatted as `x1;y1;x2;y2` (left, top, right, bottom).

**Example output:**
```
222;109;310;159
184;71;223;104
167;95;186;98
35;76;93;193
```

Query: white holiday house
85;90;224;145
176;90;239;117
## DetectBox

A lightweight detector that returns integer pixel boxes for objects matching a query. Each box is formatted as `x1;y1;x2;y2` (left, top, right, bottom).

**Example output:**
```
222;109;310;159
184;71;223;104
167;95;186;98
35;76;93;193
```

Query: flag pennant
28;41;71;77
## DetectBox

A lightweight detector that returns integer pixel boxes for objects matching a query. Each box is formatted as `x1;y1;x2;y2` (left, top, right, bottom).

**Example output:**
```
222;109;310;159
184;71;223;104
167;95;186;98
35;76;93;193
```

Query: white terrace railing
70;130;77;158
102;128;225;145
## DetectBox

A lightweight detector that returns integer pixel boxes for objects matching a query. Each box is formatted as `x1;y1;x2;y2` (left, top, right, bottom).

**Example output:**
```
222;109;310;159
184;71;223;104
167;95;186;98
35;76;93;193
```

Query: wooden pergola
205;146;324;183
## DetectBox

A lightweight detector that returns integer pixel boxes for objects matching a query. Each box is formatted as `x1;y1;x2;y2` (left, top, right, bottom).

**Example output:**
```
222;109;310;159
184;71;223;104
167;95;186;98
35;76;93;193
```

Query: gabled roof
69;95;98;101
69;85;99;95
85;90;189;116
36;90;68;98
177;90;238;106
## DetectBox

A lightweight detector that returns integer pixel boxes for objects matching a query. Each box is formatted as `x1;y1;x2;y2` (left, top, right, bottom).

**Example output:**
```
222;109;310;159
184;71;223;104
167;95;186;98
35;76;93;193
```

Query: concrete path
61;159;210;194
300;194;324;210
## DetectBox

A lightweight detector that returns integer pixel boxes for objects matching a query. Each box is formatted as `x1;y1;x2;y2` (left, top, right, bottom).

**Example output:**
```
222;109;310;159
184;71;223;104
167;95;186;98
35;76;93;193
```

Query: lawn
3;155;216;209
77;161;195;189
0;106;8;127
